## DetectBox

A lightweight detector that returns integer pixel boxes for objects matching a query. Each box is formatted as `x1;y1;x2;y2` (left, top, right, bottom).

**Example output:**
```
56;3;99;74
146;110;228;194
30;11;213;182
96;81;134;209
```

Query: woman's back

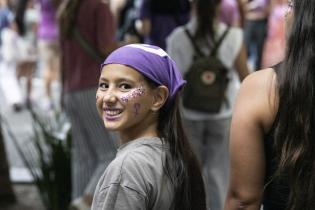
167;20;243;120
61;0;117;93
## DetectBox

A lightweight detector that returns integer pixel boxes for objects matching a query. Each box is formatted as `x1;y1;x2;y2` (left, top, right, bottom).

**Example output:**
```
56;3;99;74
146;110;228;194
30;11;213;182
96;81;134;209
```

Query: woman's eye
120;83;132;90
99;82;108;89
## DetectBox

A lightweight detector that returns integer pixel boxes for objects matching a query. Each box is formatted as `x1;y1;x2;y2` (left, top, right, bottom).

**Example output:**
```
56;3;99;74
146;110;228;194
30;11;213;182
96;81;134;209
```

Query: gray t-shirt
91;137;174;210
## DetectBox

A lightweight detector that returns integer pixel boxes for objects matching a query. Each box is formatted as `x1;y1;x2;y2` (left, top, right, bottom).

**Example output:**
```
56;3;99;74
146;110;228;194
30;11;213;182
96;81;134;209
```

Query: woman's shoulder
104;139;165;181
242;68;275;87
98;139;166;195
167;25;187;44
237;68;277;132
218;22;242;37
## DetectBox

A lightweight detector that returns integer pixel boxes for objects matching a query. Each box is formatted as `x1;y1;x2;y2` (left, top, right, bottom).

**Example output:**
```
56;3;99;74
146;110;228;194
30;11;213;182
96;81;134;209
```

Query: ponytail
195;0;221;43
158;97;206;210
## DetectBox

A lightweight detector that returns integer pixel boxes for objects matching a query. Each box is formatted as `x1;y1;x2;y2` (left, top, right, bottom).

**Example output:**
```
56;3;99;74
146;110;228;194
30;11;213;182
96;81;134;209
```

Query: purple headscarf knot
101;44;186;108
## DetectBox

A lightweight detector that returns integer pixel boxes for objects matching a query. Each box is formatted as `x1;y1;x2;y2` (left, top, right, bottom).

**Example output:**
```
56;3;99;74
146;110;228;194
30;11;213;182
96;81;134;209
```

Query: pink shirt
62;0;116;93
219;0;240;26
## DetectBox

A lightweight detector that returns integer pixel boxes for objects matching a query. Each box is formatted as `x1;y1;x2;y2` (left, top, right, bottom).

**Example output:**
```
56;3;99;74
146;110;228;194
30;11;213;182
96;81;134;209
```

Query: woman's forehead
101;64;146;81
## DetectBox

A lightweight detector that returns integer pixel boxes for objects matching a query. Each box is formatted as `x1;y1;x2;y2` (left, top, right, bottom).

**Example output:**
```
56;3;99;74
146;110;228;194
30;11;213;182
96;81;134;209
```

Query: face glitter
121;86;145;103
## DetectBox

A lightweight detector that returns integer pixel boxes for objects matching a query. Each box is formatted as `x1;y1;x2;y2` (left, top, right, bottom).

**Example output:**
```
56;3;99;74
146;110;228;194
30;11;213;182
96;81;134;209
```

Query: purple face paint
133;103;141;116
121;86;145;103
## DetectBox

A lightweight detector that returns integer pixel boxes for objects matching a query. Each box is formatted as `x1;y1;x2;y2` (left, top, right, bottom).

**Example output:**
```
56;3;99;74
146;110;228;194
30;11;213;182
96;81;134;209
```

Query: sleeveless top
263;63;290;210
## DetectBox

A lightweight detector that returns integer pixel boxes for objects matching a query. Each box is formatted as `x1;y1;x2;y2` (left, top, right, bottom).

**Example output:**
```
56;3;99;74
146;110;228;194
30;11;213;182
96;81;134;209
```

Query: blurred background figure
15;0;39;109
0;0;39;111
0;0;12;45
57;0;118;209
219;0;241;27
37;0;60;111
110;0;143;44
0;6;24;111
167;0;250;209
240;0;271;70
135;0;191;49
261;0;286;68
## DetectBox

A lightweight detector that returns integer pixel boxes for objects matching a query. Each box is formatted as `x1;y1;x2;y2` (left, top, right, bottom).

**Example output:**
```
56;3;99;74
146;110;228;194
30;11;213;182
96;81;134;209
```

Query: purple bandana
101;44;186;108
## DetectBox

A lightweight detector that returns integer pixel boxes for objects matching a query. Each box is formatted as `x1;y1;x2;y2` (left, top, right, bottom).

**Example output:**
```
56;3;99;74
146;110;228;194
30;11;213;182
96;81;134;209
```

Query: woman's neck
118;122;159;145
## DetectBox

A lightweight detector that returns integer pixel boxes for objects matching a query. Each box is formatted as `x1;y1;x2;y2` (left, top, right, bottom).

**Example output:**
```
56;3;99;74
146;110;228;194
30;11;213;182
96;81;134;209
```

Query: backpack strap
210;26;230;56
73;27;105;63
184;27;206;57
184;26;230;57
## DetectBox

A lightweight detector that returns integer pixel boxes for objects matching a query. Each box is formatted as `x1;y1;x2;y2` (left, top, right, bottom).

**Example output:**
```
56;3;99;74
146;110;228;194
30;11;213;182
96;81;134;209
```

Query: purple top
37;0;58;41
248;0;270;12
102;44;186;108
219;0;240;26
139;0;190;50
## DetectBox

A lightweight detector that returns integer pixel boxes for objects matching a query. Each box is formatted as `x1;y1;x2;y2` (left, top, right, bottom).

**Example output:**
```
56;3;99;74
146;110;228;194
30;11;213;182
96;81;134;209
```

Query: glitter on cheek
121;95;129;103
120;86;146;103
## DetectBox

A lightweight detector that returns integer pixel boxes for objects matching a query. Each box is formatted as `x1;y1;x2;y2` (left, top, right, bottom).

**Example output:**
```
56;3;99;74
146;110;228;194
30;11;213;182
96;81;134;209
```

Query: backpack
150;0;190;15
182;27;230;113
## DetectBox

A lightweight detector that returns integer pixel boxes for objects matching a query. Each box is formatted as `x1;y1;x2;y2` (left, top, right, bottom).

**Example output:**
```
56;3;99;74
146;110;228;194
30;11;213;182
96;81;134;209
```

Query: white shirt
166;18;243;120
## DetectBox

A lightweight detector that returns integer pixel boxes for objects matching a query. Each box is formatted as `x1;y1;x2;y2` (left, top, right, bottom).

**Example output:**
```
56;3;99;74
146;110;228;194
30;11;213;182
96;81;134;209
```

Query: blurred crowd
0;0;288;209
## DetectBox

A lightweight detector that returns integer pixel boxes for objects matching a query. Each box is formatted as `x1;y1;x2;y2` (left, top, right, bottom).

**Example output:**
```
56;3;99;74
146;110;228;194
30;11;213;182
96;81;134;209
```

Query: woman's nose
103;92;117;104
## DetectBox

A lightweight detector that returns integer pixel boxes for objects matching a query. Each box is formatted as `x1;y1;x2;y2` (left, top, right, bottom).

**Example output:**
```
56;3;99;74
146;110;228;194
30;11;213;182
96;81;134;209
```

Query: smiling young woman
92;44;206;210
96;63;167;143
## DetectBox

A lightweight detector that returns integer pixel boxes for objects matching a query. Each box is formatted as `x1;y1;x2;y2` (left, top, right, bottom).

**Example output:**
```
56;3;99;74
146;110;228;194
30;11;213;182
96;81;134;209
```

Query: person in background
0;5;25;111
240;0;271;71
260;0;287;68
224;0;315;209
37;0;60;110
92;43;206;210
166;0;250;209
57;0;118;209
0;0;12;46
0;0;39;111
135;0;191;50
219;0;241;27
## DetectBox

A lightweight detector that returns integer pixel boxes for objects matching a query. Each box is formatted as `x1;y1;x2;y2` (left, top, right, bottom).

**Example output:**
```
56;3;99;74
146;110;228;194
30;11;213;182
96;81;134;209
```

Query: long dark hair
15;0;28;36
273;0;315;209
195;0;221;43
157;96;206;210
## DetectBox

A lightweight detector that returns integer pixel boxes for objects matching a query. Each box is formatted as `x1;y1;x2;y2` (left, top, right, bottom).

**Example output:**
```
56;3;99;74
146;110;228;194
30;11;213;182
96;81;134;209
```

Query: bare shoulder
241;68;275;90
235;68;277;132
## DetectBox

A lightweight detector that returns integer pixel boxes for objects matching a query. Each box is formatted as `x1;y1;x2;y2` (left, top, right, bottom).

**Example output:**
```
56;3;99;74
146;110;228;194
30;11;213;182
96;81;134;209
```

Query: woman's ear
151;86;169;112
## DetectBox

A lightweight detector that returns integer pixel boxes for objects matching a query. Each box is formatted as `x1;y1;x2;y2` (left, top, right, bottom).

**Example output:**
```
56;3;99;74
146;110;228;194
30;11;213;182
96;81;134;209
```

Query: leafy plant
1;109;72;210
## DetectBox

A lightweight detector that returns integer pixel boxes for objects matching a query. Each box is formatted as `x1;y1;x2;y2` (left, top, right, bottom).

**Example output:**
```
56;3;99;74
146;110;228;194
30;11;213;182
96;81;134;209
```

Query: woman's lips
103;108;123;121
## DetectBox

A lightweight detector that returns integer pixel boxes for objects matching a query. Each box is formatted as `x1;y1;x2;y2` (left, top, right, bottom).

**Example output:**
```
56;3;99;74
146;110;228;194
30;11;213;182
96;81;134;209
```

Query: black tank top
263;63;290;210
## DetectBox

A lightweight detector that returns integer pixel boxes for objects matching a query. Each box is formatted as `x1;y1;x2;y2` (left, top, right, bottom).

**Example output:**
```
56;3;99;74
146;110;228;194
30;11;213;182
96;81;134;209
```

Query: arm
224;69;277;210
234;43;251;81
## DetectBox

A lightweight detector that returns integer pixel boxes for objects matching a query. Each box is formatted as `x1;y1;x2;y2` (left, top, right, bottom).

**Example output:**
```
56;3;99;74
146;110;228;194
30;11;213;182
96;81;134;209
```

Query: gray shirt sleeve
93;183;146;210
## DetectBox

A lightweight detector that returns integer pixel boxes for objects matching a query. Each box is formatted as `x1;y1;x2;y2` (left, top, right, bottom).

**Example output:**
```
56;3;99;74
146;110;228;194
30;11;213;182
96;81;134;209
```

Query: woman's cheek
120;86;146;103
95;93;103;115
